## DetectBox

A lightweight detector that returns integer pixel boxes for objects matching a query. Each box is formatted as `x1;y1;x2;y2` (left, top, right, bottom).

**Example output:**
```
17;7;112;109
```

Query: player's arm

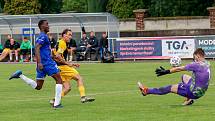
35;43;43;70
170;66;186;73
155;66;186;76
55;41;80;67
54;53;80;68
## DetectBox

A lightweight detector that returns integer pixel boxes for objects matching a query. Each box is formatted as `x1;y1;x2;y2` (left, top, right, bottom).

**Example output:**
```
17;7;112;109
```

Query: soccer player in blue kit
138;48;211;105
9;20;63;109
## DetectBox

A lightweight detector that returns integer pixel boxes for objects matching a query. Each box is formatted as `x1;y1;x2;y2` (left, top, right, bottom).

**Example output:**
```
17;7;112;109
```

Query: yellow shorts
2;48;10;53
58;65;79;82
2;48;20;53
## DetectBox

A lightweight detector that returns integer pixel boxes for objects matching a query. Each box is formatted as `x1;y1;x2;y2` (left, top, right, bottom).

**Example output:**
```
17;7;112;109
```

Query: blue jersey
36;32;56;66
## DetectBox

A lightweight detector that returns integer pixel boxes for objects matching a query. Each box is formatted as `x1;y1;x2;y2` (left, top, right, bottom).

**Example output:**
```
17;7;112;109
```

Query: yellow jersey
52;39;67;65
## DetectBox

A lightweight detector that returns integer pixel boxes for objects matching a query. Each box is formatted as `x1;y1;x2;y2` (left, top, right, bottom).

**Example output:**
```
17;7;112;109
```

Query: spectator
76;32;89;60
0;43;3;53
86;31;99;61
6;34;12;41
66;38;77;61
0;36;11;61
99;32;108;58
0;38;20;62
20;37;31;62
48;33;56;52
8;38;20;62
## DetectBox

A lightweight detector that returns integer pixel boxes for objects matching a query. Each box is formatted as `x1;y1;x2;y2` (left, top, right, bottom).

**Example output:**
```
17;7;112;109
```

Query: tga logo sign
162;39;194;58
166;41;188;50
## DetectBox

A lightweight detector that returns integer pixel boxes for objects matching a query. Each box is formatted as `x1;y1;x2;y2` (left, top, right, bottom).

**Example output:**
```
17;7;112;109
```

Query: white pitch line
5;90;138;102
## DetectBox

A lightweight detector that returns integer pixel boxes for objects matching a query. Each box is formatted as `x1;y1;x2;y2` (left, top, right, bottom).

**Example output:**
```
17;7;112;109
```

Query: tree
0;0;4;13
87;0;108;12
39;0;62;14
107;0;147;18
0;2;2;13
4;0;41;15
61;0;87;13
149;0;214;17
107;0;214;18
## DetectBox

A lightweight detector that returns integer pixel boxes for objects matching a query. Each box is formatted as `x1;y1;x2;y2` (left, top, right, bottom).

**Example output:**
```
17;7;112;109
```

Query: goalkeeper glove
155;66;170;77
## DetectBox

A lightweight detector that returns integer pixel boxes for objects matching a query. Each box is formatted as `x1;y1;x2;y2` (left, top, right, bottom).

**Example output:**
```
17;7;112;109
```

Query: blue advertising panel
22;28;35;36
116;39;162;59
195;36;215;58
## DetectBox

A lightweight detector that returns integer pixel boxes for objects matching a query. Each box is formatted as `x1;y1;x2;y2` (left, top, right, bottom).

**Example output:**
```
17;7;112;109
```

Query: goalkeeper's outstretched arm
155;66;186;76
170;66;186;73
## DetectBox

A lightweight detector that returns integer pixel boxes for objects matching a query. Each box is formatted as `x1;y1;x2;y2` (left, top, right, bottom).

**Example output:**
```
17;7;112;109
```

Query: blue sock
147;85;172;95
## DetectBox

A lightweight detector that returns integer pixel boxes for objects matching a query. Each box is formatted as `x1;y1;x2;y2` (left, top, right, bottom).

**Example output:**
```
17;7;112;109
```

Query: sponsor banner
22;28;35;36
116;39;162;59
195;36;215;58
162;39;195;58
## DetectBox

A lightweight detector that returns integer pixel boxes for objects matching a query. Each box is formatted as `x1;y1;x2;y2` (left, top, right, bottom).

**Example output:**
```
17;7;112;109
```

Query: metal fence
0;13;120;62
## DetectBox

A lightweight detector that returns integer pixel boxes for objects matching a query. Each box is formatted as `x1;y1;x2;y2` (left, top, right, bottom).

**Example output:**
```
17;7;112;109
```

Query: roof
0;12;119;29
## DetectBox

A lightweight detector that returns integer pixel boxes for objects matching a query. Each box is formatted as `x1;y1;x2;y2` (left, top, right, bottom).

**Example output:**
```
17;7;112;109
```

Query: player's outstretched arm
155;66;186;76
169;66;186;73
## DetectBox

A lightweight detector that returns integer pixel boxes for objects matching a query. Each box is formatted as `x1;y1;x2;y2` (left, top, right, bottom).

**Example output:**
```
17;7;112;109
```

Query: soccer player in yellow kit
51;29;95;104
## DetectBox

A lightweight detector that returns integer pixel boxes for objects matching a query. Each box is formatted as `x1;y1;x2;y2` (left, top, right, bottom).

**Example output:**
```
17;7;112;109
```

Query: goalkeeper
138;48;210;105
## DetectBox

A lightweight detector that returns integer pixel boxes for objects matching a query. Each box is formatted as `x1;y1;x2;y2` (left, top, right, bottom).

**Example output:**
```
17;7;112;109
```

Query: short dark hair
38;20;47;29
24;37;28;39
194;48;205;57
61;29;71;37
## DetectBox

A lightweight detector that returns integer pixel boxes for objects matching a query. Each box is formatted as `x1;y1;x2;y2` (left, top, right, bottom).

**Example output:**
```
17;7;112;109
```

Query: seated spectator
66;38;77;61
0;44;3;53
48;33;56;53
20;37;31;62
86;31;99;61
0;38;20;62
0;35;12;61
76;32;89;59
99;32;108;58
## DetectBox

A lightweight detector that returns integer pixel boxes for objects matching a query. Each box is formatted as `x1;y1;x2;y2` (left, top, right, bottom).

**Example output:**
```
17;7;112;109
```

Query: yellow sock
61;91;65;97
78;85;86;97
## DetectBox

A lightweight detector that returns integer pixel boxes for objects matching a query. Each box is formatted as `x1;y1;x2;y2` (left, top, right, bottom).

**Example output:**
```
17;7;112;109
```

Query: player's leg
61;81;71;97
35;80;44;90
69;47;76;61
49;78;71;105
24;49;30;62
138;81;177;95
73;74;95;103
20;54;24;62
85;47;92;60
180;74;194;105
51;73;63;108
9;49;13;62
9;68;48;90
14;49;19;62
93;47;99;61
182;74;191;84
0;49;10;61
9;70;38;89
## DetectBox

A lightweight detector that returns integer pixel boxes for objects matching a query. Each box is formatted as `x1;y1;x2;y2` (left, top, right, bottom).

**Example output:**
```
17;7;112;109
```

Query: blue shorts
177;75;199;99
36;63;59;80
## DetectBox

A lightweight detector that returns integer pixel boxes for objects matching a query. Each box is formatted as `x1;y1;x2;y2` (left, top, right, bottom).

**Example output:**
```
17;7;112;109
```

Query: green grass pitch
0;61;215;121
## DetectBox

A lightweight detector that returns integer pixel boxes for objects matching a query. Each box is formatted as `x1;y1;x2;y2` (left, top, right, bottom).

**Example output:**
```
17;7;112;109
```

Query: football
170;56;181;67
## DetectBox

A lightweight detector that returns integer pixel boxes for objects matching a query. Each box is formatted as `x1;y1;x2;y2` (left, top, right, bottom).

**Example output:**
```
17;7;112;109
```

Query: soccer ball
170;56;181;67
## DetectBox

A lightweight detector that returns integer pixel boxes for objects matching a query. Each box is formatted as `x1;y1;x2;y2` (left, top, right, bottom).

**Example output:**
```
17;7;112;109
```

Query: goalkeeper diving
138;48;211;105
